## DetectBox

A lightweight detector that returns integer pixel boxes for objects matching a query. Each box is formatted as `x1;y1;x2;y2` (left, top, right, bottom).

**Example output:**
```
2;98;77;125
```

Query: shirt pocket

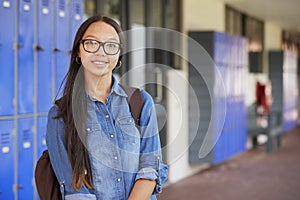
117;115;140;145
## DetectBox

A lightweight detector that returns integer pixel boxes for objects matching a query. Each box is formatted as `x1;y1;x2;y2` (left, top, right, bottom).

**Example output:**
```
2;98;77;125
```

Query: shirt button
117;178;121;182
110;134;114;138
86;128;91;131
114;156;118;160
105;114;109;118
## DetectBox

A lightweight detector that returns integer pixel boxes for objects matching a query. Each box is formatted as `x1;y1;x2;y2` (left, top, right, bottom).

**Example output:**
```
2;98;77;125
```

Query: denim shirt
46;76;168;200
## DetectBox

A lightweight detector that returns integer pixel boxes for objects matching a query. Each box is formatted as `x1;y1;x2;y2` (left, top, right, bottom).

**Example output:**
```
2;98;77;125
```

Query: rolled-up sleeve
135;90;168;194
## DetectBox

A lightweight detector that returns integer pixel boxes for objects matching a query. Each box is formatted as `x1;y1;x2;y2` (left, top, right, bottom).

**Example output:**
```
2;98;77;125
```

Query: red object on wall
256;81;272;114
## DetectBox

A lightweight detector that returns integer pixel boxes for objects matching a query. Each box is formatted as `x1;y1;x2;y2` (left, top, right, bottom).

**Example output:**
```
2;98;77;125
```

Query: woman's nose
95;45;106;55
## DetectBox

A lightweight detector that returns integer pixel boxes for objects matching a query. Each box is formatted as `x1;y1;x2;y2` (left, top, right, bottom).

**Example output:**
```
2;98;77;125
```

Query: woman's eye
86;40;97;45
107;43;117;48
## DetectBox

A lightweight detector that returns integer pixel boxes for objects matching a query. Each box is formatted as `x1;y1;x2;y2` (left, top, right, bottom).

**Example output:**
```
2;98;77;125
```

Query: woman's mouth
92;60;108;66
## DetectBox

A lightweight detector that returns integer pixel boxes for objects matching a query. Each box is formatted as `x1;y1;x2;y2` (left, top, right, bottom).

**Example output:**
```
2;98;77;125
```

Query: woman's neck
85;74;113;103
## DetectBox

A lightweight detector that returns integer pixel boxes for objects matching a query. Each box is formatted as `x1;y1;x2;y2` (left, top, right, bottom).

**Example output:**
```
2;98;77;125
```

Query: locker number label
2;146;9;153
42;8;49;15
3;1;10;8
23;4;30;11
23;142;31;149
59;11;65;18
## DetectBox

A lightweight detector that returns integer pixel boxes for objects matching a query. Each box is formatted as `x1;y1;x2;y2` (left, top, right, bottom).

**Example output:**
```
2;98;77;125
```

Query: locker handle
35;45;44;51
17;44;23;49
53;47;61;52
17;185;23;190
154;67;163;102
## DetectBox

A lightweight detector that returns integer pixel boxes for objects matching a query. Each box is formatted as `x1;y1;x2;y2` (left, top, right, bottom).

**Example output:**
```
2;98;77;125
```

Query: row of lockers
188;31;248;164
269;50;299;132
0;0;83;116
0;117;47;199
216;64;247;98
0;0;83;199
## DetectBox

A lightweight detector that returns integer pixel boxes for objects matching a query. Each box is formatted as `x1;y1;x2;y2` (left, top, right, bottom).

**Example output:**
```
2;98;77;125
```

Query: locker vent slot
75;3;80;14
1;132;10;145
59;0;65;10
23;129;31;141
42;0;49;7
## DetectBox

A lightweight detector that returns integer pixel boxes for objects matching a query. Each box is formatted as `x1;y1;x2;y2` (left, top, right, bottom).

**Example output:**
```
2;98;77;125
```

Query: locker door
18;0;34;114
18;118;34;200
69;0;83;51
0;0;15;116
37;0;53;112
54;0;69;97
37;116;47;157
0;120;14;200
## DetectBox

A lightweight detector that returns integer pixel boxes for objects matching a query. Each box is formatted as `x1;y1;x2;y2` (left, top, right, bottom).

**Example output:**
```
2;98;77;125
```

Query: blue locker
18;118;34;200
38;0;53;112
37;116;47;157
54;0;70;97
18;0;34;114
0;120;14;200
0;0;15;116
69;0;83;50
188;31;248;165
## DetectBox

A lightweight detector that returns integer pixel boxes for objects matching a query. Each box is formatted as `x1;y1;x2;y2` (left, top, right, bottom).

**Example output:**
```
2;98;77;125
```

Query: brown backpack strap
119;84;144;126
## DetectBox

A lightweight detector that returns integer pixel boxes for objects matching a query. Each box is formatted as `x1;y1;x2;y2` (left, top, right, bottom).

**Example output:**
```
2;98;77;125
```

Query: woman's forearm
128;179;156;200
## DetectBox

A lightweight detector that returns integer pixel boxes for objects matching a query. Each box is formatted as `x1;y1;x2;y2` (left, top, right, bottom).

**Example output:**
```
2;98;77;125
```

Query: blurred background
0;0;299;199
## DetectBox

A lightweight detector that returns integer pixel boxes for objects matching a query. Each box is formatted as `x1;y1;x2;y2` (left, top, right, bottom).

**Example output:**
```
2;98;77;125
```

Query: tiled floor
157;126;300;200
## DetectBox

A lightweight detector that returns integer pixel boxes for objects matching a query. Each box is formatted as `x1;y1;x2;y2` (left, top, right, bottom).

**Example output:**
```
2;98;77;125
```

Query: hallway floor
157;126;300;200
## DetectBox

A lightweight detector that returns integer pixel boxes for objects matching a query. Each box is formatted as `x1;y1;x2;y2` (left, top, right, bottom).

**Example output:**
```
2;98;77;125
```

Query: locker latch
35;45;44;51
53;48;61;52
17;43;23;49
17;185;23;190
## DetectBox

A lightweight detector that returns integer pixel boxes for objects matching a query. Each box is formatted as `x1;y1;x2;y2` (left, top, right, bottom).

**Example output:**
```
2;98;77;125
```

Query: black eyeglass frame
80;39;121;55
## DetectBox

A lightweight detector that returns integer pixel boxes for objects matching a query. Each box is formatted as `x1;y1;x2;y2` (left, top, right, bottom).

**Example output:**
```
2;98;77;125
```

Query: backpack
35;86;144;200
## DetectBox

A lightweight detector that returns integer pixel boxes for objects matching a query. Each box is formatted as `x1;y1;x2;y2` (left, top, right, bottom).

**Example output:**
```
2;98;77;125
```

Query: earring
113;60;122;72
76;57;81;64
118;61;122;67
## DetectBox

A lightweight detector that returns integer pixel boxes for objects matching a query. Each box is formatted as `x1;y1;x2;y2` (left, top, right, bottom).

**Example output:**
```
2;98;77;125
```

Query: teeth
93;61;106;65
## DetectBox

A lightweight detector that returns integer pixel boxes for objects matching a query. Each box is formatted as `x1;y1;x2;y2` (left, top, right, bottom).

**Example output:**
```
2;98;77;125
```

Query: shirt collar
111;75;128;97
86;74;127;102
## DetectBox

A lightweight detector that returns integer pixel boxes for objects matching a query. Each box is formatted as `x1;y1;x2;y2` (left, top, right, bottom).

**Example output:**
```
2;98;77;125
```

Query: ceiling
222;0;300;32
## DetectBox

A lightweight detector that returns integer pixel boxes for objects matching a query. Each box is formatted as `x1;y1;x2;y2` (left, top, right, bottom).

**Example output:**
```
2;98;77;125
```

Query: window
226;5;264;72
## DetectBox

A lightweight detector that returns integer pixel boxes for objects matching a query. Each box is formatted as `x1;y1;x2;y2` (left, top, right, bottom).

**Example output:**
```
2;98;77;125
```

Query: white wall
166;70;210;183
263;22;282;73
183;0;225;32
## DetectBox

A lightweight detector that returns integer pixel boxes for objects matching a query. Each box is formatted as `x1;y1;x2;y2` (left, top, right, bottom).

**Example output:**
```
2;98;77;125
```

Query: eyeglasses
80;39;121;55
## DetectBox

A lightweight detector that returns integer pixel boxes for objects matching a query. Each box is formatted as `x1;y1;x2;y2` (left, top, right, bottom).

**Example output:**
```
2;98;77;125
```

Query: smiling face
78;21;120;81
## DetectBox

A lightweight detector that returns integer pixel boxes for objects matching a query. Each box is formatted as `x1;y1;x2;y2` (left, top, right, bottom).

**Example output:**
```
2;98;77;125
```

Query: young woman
46;15;168;200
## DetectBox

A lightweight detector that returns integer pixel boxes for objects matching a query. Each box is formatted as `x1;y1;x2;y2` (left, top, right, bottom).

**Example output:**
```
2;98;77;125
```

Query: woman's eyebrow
106;37;119;42
82;36;119;42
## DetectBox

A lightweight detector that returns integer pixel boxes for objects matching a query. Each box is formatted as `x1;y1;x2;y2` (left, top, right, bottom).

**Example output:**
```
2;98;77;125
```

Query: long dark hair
55;15;124;191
